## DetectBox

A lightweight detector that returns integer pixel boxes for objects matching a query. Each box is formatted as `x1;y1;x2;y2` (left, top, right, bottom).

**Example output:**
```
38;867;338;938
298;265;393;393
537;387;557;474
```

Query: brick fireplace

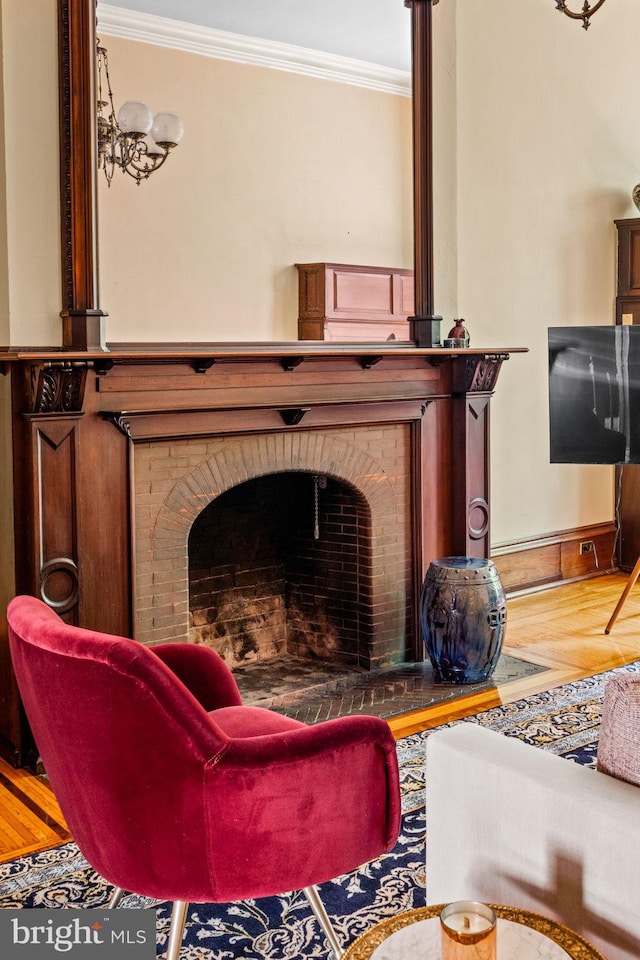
134;424;412;668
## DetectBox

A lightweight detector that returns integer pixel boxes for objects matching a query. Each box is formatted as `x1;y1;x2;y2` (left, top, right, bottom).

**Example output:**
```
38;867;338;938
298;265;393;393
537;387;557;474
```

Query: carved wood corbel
465;354;510;393
103;412;133;438
32;361;89;414
278;408;310;426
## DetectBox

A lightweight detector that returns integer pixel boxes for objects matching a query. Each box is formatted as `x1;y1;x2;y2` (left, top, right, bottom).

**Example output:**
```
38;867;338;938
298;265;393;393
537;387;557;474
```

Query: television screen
548;325;640;464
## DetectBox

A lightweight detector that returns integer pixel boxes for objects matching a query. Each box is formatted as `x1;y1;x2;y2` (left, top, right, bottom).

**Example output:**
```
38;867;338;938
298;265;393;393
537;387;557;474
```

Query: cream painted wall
455;0;640;543
97;38;414;341
0;0;60;346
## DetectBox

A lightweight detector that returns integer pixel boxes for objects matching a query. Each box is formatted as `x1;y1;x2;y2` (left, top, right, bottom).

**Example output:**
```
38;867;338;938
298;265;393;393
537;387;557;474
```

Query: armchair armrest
204;714;402;900
151;642;242;710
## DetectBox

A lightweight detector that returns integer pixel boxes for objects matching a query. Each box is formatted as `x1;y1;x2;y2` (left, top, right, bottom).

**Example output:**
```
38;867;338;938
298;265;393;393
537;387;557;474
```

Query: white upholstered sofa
426;722;640;960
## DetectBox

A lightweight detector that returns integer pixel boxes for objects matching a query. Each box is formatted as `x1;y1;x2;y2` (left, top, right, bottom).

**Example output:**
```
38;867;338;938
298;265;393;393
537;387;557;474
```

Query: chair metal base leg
302;885;344;959
107;886;124;909
165;900;189;960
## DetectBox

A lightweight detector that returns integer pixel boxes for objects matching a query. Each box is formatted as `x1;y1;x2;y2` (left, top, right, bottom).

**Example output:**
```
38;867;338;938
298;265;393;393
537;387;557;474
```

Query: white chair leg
302;885;344;958
165;900;189;960
107;886;124;909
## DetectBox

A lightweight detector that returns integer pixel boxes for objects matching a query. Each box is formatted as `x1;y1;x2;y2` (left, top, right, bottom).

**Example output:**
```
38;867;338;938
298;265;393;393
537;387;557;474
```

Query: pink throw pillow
597;674;640;787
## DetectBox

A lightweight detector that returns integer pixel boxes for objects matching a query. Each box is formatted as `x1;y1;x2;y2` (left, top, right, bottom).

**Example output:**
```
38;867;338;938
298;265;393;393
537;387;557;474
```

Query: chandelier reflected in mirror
96;41;184;186
555;0;608;29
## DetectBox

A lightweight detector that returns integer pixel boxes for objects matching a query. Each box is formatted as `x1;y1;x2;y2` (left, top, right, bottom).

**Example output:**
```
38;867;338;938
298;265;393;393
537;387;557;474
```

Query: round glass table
341;905;606;960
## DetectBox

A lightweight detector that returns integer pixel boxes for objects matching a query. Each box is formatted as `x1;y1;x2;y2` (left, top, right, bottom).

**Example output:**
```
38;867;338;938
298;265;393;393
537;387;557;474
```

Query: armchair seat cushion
210;705;306;738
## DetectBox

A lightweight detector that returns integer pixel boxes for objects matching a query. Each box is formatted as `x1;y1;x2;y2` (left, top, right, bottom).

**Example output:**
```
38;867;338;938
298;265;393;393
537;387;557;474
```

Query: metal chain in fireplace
313;475;327;540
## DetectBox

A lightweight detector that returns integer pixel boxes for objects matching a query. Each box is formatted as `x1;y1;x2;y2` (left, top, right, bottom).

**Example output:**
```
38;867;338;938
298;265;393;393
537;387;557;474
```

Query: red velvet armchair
7;596;401;959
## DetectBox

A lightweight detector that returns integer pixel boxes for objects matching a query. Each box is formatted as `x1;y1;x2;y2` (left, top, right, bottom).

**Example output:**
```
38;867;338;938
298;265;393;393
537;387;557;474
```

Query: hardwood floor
2;571;640;866
0;753;69;862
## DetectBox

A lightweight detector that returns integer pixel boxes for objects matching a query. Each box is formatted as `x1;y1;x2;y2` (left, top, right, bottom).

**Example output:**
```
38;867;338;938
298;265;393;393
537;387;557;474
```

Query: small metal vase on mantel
420;557;507;684
633;184;640;213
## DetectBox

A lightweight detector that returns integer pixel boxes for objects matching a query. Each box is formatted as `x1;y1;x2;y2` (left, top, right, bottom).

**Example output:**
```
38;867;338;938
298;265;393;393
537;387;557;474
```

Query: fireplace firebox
188;473;372;669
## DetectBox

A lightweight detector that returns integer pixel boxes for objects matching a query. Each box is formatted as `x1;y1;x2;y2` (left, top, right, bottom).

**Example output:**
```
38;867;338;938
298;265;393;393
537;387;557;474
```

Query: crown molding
96;4;411;97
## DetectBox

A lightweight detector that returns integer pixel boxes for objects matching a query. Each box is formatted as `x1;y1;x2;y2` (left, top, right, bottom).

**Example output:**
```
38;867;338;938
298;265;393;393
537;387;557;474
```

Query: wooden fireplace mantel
1;343;525;766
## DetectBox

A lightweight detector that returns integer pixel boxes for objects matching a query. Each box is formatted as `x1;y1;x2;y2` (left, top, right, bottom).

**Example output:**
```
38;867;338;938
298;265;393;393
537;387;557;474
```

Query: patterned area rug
1;660;638;959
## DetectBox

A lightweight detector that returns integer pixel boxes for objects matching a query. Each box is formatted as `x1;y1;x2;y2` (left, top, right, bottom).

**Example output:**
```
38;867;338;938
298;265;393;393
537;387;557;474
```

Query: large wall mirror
60;0;416;346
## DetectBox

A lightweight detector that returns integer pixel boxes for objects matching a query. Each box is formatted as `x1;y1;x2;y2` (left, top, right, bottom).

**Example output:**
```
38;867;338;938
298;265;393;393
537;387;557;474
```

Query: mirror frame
57;0;437;351
58;0;106;350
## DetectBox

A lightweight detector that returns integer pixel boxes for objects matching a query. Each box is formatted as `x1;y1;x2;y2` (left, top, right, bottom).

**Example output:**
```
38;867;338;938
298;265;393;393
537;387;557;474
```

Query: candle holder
440;901;497;960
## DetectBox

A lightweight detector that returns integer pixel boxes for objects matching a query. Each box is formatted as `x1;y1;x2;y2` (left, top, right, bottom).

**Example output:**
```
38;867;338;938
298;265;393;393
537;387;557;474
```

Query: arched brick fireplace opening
133;427;414;670
188;472;372;669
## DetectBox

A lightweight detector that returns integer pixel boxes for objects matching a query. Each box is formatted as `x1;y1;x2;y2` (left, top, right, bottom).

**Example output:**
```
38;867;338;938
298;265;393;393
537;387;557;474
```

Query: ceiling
102;0;412;72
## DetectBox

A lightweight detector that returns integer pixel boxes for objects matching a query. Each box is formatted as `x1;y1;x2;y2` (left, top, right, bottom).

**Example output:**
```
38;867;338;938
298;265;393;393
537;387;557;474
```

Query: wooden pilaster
58;0;107;349
405;0;442;346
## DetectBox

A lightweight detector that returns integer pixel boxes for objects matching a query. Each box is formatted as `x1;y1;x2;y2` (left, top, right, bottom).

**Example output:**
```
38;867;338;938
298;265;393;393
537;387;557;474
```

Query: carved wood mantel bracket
31;361;90;414
464;353;510;393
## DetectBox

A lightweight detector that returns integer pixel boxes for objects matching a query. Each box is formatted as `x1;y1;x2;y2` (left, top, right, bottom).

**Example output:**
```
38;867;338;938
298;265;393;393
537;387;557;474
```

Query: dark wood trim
16;413;84;622
406;0;441;346
408;0;434;317
615;217;640;296
492;522;618;594
102;399;430;441
618;463;640;570
614;225;640;566
58;0;106;350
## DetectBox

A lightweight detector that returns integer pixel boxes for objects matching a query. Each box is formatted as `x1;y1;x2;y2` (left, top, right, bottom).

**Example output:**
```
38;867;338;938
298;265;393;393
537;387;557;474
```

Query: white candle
440;901;497;960
443;911;494;934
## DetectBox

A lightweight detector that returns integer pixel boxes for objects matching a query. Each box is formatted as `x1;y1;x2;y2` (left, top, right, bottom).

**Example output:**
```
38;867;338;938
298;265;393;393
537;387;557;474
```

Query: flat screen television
548;325;640;464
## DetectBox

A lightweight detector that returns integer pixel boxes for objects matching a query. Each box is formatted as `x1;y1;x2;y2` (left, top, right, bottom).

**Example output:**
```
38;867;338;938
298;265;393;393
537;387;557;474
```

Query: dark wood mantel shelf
0;342;526;363
0;343;525;417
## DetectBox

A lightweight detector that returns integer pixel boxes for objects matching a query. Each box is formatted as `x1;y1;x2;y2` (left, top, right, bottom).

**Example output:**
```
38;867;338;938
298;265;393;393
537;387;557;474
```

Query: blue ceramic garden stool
420;557;507;684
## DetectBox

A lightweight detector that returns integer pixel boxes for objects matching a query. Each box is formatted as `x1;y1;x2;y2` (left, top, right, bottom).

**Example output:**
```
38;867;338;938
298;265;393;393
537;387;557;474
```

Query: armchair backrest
7;596;227;899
